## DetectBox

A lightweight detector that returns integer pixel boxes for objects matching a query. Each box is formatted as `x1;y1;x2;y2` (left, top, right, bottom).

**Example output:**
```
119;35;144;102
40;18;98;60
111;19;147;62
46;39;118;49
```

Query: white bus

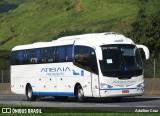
11;32;149;102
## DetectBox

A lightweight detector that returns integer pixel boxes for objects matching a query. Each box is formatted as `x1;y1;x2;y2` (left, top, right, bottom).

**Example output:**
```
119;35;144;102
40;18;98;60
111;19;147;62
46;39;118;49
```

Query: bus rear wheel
76;85;86;102
26;85;36;101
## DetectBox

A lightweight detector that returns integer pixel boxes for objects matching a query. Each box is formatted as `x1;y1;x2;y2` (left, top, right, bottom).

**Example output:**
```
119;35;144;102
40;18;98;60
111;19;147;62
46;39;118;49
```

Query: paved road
0;95;160;112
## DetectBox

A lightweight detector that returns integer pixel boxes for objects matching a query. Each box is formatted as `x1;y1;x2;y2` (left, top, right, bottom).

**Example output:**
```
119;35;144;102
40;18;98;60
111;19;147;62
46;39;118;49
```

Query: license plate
122;90;129;93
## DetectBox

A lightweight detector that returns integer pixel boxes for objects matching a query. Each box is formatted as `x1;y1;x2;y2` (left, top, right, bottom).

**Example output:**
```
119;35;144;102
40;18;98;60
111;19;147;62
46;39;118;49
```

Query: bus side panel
11;62;94;97
11;65;35;94
55;63;93;97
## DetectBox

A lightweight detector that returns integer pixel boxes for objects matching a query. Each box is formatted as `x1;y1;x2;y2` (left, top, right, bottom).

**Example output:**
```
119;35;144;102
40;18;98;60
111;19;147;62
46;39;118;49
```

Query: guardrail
0;59;159;83
0;78;160;96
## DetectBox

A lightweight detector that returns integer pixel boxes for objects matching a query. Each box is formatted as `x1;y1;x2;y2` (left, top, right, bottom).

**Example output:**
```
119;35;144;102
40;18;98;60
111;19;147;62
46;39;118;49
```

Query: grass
0;0;160;51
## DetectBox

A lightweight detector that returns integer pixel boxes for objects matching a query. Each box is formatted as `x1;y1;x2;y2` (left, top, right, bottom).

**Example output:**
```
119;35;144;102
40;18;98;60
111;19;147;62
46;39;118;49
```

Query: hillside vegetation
0;0;160;50
0;0;160;69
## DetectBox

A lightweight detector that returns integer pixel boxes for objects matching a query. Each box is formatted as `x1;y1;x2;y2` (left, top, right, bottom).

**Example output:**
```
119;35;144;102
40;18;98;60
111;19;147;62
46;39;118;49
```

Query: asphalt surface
0;95;160;112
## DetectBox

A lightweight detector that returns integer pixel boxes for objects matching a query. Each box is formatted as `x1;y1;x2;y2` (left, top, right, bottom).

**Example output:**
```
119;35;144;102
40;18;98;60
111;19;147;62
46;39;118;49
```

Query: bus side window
48;47;57;63
66;45;73;62
11;51;19;65
18;51;24;65
74;46;90;67
74;46;98;74
47;47;54;63
23;49;38;64
74;46;87;67
41;49;48;63
56;48;59;62
41;47;56;63
51;47;57;63
23;51;28;64
11;50;24;65
27;50;37;64
58;46;66;62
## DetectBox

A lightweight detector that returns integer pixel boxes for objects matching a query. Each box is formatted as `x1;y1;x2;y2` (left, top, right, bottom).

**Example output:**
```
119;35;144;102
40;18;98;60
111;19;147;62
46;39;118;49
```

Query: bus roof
12;32;135;51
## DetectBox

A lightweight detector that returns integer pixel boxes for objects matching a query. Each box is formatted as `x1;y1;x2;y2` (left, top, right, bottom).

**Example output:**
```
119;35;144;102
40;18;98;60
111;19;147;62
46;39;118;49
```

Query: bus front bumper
99;87;144;97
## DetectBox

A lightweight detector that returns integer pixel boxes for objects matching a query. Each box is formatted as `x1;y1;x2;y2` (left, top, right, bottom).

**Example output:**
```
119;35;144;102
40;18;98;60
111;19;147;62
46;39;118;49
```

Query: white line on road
94;104;119;107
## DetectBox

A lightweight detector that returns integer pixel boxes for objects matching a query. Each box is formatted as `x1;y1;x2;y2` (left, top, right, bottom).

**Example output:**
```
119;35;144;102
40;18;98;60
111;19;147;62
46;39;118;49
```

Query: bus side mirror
136;45;150;60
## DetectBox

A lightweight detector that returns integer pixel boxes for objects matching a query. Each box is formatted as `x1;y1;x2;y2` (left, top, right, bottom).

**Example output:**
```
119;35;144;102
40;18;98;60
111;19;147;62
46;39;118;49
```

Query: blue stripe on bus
33;92;75;96
100;87;143;90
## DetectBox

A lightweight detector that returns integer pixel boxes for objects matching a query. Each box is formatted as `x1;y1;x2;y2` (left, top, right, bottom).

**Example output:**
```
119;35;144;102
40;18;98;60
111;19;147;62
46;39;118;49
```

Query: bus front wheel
76;85;86;102
26;85;36;101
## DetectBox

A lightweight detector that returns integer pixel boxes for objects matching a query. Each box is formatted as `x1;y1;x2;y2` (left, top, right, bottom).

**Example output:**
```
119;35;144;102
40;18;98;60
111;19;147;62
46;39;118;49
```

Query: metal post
2;70;3;83
154;59;156;78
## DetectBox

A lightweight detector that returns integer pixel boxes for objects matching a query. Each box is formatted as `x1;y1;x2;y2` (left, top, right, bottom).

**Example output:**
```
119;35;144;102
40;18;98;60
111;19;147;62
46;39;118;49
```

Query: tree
127;11;160;58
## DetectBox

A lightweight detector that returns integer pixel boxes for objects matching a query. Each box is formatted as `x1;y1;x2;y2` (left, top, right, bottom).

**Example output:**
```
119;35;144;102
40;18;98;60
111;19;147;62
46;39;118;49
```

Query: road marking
135;106;157;107
95;104;119;107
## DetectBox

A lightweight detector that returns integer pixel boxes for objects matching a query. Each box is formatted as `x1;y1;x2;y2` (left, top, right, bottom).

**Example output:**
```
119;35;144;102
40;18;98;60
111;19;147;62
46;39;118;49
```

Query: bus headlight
137;83;145;88
137;83;145;91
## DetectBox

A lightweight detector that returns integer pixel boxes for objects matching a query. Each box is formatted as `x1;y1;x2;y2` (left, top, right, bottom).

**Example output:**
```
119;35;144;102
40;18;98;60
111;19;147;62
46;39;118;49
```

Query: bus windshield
100;44;143;78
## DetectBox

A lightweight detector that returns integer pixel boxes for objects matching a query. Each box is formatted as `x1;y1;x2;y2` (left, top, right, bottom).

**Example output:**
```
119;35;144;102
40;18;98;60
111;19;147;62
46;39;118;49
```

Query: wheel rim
27;87;32;98
78;88;84;100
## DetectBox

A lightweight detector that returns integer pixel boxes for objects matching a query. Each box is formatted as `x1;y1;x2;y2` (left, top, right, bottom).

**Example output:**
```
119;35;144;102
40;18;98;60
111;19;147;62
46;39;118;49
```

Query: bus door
90;49;100;97
74;45;100;97
91;72;100;97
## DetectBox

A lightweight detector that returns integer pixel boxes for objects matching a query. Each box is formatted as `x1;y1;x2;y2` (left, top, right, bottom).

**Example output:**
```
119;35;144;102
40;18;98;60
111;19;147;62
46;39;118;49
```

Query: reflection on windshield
100;44;143;78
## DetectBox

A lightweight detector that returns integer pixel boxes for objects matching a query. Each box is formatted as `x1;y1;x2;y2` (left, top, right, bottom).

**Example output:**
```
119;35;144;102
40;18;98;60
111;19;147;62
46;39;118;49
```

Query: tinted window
18;51;23;65
11;45;73;65
57;46;66;62
11;51;23;65
48;47;57;63
11;51;18;65
66;45;73;62
74;46;98;74
41;47;58;63
100;44;143;78
24;49;38;64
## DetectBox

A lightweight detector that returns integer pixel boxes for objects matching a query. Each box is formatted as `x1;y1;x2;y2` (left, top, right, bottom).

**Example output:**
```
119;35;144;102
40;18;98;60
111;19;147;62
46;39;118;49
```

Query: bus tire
26;85;36;101
76;85;86;103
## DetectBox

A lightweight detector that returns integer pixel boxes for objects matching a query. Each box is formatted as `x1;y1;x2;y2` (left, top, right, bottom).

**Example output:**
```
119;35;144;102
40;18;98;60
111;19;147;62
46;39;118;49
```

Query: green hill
0;0;160;50
0;0;160;69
